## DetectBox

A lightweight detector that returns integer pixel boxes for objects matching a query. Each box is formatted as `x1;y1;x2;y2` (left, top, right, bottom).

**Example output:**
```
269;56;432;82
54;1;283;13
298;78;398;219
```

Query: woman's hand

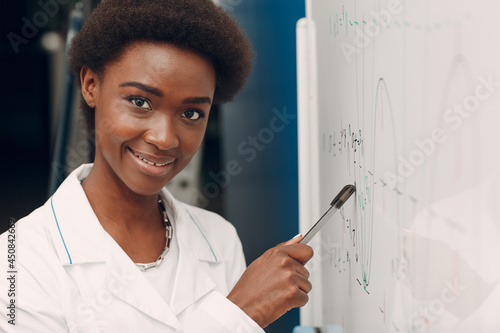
227;234;314;328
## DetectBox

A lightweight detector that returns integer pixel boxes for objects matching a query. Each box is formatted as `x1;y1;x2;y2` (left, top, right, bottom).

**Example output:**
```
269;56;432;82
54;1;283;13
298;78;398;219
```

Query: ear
80;66;100;108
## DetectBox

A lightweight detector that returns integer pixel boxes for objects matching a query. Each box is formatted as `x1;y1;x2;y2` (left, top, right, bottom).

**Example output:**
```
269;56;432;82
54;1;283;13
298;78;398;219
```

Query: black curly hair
69;0;253;131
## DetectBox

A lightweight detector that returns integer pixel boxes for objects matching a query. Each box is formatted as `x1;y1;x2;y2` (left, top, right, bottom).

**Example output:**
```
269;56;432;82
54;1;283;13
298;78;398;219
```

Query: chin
123;175;172;197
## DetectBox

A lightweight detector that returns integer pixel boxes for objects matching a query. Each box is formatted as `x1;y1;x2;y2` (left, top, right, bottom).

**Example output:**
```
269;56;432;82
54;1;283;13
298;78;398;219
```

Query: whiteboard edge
297;14;323;327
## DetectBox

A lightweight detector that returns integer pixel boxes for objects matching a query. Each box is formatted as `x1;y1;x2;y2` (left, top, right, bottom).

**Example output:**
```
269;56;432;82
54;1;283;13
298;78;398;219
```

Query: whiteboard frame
297;3;322;326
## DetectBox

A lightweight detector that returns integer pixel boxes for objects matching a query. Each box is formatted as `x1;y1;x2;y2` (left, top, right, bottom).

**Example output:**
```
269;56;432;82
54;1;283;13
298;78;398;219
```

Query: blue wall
220;1;305;332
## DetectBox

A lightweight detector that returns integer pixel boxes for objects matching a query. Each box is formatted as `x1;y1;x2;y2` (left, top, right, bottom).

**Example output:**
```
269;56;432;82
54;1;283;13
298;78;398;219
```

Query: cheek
94;110;139;152
183;126;207;152
186;133;204;152
176;127;207;167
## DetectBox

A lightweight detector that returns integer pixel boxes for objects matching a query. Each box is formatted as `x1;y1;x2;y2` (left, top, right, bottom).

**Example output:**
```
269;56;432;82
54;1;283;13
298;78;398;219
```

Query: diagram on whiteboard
298;0;500;332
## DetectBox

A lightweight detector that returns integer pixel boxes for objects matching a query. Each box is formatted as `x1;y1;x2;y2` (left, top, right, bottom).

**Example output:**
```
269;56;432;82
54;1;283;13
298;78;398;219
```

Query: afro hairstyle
68;0;253;131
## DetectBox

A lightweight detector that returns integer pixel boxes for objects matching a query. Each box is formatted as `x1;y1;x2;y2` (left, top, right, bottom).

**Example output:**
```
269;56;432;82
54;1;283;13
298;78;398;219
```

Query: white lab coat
0;164;264;332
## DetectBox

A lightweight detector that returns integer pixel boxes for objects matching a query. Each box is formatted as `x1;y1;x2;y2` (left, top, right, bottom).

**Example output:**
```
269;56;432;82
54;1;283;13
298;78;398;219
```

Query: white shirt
0;164;264;333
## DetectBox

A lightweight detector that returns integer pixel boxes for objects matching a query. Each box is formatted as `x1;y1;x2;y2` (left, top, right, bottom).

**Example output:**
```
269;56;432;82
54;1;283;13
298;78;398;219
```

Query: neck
81;161;162;233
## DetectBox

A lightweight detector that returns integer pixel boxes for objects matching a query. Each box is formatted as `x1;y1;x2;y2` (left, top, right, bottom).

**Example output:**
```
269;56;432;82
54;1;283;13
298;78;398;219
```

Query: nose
143;116;180;150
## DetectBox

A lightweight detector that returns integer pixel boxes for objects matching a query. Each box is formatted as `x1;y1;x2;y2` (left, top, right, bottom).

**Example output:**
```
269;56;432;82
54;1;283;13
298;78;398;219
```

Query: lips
127;147;176;167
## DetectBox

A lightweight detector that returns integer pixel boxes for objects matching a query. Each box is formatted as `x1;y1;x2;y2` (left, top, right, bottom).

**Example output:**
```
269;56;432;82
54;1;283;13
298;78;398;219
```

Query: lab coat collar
48;164;107;265
48;163;221;266
159;187;221;264
48;164;222;318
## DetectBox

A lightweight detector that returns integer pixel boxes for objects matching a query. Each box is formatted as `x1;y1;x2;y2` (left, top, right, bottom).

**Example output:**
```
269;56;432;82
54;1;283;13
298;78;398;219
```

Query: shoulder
2;201;54;252
182;202;241;250
184;203;238;235
1;201;67;297
161;187;240;245
161;188;247;269
173;198;246;267
1;200;62;267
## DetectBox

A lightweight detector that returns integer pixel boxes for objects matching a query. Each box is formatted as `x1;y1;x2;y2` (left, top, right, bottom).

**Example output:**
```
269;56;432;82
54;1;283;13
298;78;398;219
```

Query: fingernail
293;233;302;239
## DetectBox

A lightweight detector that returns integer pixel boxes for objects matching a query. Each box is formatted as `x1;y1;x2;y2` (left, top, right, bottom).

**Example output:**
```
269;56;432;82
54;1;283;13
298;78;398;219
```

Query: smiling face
81;41;216;196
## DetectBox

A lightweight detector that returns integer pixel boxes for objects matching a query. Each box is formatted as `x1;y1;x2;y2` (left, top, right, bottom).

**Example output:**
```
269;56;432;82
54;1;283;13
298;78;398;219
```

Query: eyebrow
119;81;212;105
182;96;212;105
119;81;163;97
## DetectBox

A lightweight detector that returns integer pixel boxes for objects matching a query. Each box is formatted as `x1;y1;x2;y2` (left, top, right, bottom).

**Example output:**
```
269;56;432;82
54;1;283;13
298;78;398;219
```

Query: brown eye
129;97;151;110
181;109;204;120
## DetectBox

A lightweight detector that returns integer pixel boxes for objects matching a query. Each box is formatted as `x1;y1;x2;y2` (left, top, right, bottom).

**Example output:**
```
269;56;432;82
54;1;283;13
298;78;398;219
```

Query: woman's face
82;41;215;196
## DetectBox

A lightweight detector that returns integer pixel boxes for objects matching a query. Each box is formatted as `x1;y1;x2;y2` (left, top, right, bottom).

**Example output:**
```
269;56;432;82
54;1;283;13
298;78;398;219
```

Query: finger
282;244;314;264
293;262;310;279
281;233;303;246
292;288;310;308
296;273;313;294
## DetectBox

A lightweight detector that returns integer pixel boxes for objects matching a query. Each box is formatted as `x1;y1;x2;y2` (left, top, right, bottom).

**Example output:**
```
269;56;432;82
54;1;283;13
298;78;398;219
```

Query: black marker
300;185;356;244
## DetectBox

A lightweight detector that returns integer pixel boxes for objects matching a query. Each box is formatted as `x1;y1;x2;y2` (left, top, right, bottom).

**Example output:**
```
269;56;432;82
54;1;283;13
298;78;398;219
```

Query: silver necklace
135;196;173;271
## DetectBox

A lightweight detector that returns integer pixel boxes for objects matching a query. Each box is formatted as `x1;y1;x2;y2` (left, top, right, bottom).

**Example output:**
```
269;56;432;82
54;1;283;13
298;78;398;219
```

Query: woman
0;0;313;332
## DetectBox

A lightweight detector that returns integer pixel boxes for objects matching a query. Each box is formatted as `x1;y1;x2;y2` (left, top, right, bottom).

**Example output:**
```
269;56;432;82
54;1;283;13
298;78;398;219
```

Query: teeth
132;151;169;167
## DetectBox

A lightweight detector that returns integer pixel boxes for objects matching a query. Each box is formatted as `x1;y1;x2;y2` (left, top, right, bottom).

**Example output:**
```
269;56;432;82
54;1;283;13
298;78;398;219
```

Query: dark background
0;1;81;229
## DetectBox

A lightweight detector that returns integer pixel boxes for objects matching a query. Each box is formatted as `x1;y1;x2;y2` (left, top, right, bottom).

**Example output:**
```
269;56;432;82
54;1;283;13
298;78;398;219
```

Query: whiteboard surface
298;0;500;332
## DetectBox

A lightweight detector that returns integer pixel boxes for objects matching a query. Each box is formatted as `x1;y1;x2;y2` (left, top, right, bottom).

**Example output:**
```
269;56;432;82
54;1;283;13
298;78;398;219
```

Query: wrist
227;293;266;328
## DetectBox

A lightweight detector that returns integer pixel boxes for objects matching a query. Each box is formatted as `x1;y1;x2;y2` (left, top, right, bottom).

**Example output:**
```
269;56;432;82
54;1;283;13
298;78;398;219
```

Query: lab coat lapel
161;189;221;315
169;236;216;315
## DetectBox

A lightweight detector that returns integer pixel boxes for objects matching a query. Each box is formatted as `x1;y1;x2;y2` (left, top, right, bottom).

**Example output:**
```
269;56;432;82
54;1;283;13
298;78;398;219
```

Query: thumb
282;233;303;246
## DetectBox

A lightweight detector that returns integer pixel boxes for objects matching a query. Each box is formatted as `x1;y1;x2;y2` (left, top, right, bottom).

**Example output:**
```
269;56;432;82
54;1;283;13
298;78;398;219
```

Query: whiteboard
297;0;500;332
